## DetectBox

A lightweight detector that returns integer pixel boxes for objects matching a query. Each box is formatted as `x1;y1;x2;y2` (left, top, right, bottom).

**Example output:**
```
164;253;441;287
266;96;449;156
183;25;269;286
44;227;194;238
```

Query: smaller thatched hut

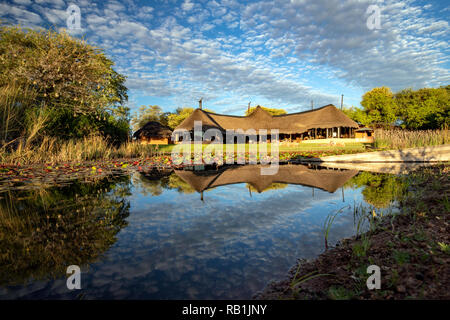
355;127;374;143
133;121;173;144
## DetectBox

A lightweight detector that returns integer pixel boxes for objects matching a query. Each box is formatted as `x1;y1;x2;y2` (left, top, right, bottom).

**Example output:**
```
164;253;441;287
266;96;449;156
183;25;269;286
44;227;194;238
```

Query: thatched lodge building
133;121;173;144
174;164;358;194
173;104;359;143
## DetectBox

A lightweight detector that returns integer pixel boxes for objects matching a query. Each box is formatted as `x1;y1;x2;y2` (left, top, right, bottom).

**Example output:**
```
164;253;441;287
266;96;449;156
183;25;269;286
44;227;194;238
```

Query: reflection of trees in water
345;172;408;208
246;183;288;193
0;176;131;286
135;172;196;195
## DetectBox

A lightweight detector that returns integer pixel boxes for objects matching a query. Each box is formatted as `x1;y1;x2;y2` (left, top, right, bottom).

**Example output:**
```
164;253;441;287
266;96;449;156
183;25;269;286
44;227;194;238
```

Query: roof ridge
198;104;336;118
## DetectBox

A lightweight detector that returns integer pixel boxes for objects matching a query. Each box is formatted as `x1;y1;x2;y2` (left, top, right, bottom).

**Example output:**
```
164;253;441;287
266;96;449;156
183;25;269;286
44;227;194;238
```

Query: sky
1;0;449;115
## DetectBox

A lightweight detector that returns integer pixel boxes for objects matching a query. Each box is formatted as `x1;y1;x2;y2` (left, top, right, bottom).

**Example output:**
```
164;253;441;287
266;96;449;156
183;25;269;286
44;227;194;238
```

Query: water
0;164;409;299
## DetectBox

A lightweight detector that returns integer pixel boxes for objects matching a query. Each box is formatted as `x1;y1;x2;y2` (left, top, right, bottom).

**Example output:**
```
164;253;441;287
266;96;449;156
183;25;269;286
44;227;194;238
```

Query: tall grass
0;82;162;165
0;136;163;165
374;128;449;149
0;83;39;146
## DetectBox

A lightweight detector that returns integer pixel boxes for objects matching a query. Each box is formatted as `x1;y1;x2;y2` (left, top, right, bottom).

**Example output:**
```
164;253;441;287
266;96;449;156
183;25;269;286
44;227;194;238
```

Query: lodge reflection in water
138;164;409;208
140;164;359;201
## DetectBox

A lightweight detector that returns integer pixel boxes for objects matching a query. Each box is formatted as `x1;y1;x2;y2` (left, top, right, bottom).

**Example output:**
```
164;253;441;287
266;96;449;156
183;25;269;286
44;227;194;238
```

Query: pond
0;163;415;299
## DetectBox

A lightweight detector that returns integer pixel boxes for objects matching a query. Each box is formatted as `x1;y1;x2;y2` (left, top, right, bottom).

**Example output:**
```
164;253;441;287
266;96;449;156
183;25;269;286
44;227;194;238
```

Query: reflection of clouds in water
88;183;363;299
1;180;366;299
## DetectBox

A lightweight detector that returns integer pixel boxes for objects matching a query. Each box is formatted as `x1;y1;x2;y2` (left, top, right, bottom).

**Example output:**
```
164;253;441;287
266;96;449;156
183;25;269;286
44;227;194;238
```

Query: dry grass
0;136;161;165
374;128;450;149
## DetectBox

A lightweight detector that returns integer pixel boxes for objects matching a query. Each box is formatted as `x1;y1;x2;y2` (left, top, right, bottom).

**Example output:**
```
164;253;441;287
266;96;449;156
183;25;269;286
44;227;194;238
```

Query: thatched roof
174;165;358;193
355;127;374;132
174;104;359;134
133;121;172;139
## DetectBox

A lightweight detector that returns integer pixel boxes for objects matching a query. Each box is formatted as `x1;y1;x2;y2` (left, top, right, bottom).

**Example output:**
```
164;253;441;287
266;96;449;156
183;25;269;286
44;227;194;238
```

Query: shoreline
1;154;449;192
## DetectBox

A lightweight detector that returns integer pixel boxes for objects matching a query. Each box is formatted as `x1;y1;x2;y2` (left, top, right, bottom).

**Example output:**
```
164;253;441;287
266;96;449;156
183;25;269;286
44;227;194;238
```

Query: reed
373;128;449;149
0;136;162;165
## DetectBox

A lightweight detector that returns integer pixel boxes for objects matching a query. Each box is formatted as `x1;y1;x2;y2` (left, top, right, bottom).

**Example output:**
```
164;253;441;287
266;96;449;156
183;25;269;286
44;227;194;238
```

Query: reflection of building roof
174;164;359;193
133;121;173;139
174;105;359;134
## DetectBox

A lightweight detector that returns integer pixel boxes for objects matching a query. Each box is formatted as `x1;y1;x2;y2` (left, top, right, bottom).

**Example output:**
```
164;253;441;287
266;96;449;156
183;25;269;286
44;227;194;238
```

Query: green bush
0;23;130;145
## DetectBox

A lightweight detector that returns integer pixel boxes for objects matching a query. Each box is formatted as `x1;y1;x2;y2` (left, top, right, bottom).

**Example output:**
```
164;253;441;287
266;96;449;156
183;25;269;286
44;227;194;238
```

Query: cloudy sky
1;0;449;115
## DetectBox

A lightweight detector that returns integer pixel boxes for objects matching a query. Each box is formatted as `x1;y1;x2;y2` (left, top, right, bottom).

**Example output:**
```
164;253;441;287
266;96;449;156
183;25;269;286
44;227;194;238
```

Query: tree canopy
344;85;449;129
0;24;129;144
395;86;449;129
360;87;397;126
131;105;164;131
167;107;213;129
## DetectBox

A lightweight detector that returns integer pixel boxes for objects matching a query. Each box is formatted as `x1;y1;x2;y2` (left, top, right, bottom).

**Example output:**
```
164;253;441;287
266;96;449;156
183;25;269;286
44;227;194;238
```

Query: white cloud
1;0;447;112
240;0;449;90
182;0;194;12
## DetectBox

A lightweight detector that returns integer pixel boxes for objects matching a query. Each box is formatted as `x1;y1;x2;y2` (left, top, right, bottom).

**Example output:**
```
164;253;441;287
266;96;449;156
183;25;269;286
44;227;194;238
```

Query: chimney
248;101;251;114
311;100;313;110
198;98;203;110
341;94;344;110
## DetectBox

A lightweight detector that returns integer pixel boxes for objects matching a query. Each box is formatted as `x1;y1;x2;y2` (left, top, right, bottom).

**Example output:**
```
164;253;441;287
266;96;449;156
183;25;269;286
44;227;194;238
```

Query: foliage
395;86;449;129
342;106;372;126
134;171;196;195
0;177;131;285
360;87;397;127
246;182;287;193
0;24;129;144
167;107;195;129
166;107;213;129
346;85;449;130
131;105;165;131
346;172;408;208
245;106;287;116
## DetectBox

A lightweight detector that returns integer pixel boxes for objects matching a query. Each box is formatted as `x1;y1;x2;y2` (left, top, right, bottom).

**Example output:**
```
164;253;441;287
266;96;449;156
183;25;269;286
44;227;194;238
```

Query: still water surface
0;164;407;299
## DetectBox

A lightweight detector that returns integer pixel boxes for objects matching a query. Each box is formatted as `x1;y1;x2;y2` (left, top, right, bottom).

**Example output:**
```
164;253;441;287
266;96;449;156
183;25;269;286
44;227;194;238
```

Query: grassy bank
0;136;367;165
0;136;159;165
1;129;449;165
256;164;449;300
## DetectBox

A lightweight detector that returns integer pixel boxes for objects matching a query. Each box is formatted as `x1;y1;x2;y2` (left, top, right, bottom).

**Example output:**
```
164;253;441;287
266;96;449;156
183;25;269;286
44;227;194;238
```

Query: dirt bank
255;164;449;300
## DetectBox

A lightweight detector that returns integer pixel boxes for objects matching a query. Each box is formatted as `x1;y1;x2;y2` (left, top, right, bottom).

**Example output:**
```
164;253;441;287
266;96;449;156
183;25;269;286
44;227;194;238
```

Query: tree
167;107;195;129
360;87;397;126
245;106;287;116
0;24;129;143
131;105;164;131
166;107;213;129
395;87;449;129
342;106;372;126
